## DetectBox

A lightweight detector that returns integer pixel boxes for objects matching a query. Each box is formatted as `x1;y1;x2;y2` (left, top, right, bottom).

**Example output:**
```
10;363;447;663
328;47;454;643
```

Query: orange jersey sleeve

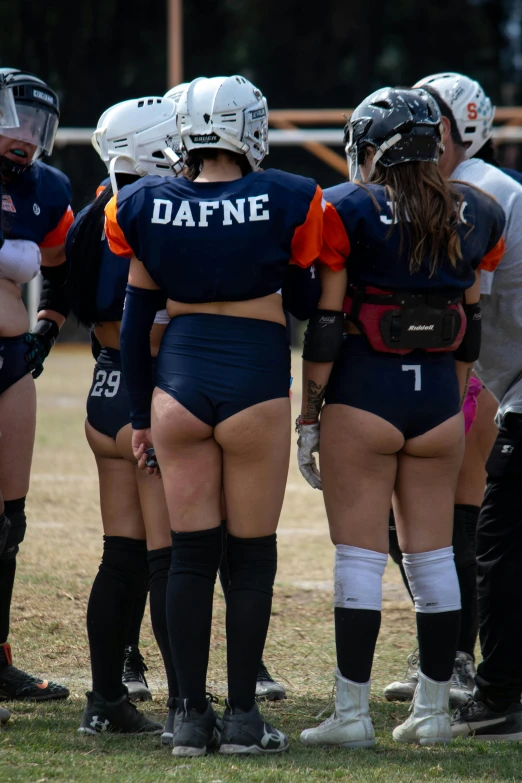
318;202;350;272
39;206;74;248
479;236;505;272
105;195;134;257
289;185;325;268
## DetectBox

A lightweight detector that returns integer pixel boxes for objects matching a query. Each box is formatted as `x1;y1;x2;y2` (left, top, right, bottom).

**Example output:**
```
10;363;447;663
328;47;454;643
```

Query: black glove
24;318;60;379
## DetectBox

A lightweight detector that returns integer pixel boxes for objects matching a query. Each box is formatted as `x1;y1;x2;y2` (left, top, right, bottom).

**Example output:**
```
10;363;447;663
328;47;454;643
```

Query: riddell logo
408;324;434;331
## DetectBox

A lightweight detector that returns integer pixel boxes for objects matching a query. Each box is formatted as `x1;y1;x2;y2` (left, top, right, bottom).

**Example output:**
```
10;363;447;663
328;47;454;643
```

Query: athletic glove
24;318;60;379
296;417;322;490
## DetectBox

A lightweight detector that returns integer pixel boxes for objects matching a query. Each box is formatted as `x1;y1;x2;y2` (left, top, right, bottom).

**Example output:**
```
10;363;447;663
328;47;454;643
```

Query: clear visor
1;103;59;157
0;87;19;129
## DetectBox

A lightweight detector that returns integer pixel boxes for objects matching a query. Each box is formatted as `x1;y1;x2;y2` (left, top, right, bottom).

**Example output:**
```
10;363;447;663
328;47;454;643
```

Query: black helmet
344;87;443;181
0;68;60;179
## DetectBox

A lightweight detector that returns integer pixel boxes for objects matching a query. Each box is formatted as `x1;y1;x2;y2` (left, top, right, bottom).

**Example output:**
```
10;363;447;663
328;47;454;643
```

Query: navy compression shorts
325;335;461;439
0;334;31;395
156;314;290;427
87;347;157;440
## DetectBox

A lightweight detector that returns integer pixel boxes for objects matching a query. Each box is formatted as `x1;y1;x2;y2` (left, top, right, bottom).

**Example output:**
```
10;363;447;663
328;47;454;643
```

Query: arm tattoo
306;380;326;420
460;367;472;408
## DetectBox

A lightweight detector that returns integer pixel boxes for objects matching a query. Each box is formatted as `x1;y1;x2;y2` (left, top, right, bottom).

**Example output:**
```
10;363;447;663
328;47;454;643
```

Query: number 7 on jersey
402;364;421;391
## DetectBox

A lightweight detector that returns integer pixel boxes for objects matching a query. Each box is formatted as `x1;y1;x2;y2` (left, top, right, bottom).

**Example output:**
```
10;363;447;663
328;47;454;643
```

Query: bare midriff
94;322;167;357
0;278;30;336
166;292;286;327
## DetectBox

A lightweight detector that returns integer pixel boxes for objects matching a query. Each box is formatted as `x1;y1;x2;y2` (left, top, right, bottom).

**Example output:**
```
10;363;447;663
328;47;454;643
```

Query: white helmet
91;96;183;191
164;82;190;104
177;75;268;171
414;72;494;159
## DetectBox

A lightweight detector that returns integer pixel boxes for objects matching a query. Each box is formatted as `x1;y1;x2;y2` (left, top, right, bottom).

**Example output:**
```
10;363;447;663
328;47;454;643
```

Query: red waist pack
343;285;466;355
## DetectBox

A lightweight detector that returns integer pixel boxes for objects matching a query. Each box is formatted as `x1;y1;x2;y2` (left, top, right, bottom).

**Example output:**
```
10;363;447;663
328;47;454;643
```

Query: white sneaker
300;670;375;749
393;671;451;746
384;651;419;702
449;651;475;708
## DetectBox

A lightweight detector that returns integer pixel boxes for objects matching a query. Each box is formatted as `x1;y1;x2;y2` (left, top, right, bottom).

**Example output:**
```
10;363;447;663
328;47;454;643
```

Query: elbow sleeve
454;302;481;363
39;261;70;318
302;310;345;362
120;284;166;429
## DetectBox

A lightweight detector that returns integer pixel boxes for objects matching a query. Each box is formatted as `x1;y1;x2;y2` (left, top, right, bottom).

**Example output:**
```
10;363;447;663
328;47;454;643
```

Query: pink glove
463;377;482;435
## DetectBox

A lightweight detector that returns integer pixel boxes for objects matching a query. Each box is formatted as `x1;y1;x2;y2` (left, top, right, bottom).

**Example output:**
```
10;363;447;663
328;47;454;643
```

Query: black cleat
122;645;152;702
0;643;69;702
256;661;287;702
161;696;179;746
172;697;220;757
219;700;289;755
78;691;163;735
0;706;10;726
451;691;522;741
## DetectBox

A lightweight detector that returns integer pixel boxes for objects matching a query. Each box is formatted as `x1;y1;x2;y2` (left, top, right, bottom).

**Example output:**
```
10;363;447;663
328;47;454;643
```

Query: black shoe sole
219;741;289;755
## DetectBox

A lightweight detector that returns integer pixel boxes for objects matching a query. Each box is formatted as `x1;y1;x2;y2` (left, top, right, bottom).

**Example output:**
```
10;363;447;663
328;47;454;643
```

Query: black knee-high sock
87;536;148;701
453;504;479;656
0;559;16;647
390;505;479;658
218;520;230;598
416;611;461;681
167;527;222;712
335;608;382;683
0;498;27;651
148;546;178;698
125;591;148;649
226;533;277;712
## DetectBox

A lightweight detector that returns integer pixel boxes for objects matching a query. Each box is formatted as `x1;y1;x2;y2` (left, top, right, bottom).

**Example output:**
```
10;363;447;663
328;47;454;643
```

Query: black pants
475;412;522;703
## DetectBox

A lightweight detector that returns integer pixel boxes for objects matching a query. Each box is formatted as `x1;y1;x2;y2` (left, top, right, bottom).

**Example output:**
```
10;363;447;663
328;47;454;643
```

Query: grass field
3;346;522;782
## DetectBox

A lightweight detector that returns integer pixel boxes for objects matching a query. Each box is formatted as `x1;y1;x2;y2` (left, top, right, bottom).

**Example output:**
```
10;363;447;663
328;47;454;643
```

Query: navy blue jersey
321;181;505;293
1;161;73;247
105;170;328;303
66;203;130;323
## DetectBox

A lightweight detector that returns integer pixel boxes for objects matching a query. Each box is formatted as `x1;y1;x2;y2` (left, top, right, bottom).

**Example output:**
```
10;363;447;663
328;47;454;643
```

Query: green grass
4;698;522;783
4;346;522;782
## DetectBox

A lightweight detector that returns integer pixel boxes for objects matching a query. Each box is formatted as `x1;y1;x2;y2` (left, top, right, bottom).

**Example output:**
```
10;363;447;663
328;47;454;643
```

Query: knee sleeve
226;533;277;596
403;547;461;613
99;536;148;599
169;527;222;581
1;498;26;560
452;504;479;568
334;545;387;612
388;510;403;566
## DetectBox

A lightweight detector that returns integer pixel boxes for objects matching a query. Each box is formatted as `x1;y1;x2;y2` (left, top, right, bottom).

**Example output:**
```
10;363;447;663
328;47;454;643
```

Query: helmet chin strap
163;147;184;175
368;133;402;179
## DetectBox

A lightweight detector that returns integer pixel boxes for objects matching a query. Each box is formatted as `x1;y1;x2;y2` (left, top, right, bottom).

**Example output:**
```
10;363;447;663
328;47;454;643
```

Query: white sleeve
0;239;41;284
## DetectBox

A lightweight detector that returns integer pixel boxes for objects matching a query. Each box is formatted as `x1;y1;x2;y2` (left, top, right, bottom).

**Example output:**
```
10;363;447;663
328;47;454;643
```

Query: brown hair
185;148;252;181
360;153;465;276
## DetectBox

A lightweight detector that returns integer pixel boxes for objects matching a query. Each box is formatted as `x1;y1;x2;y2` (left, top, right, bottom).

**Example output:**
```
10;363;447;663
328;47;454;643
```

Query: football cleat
256;661;287;701
78;691;163;735
172;696;220;757
122;645;152;702
0;643;69;702
219;700;288;755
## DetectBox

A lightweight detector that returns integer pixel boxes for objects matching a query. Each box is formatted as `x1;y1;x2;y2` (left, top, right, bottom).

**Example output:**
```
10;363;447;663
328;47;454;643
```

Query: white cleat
393;671;452;746
300;670;375;749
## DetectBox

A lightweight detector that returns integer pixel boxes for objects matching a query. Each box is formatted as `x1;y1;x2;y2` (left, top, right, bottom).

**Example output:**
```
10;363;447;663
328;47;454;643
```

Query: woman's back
322;181;504;293
105;169;323;304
